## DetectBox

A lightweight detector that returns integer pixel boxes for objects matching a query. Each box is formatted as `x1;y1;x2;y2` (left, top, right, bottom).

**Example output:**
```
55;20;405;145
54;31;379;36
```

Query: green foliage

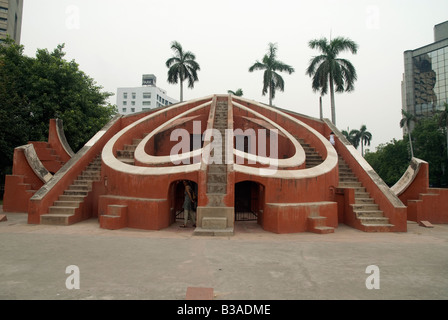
249;43;294;106
165;41;200;102
306;36;358;125
0;38;117;181
364;139;409;187
228;89;243;96
412;116;447;187
349;125;372;157
399;109;417;157
365;116;448;187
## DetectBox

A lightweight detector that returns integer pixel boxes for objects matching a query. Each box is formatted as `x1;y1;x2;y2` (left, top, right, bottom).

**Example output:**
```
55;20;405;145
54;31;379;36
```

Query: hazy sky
20;0;448;151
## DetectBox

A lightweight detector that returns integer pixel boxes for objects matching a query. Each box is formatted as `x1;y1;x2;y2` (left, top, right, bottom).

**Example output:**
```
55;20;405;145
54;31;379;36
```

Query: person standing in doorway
180;180;196;228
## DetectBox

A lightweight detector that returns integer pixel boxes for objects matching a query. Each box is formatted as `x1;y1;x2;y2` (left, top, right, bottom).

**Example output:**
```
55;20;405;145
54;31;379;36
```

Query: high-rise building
117;74;178;115
402;21;448;132
0;0;23;44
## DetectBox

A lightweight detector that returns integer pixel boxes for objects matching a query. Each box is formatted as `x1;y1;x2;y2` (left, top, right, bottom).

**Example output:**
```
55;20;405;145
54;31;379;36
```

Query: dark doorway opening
169;180;198;223
234;181;264;222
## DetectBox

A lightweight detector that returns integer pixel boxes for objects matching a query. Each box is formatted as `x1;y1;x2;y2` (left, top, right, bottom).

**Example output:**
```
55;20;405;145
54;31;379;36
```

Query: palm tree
306;37;359;125
400;109;416;158
437;102;448;159
342;127;358;147
249;43;295;106
165;41;200;102
228;89;243;96
358;125;372;157
349;125;372;157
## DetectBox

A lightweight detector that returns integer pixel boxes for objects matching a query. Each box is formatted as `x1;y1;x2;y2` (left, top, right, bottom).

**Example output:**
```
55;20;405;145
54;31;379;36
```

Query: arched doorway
234;181;264;223
168;180;198;224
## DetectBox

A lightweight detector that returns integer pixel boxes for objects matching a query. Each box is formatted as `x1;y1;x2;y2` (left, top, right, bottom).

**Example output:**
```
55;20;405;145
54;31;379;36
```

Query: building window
132;92;136;99
122;108;127;113
131;101;135;106
142;101;151;106
142;108;150;111
123;92;128;99
0;7;8;13
143;92;151;99
131;108;135;113
123;101;127;106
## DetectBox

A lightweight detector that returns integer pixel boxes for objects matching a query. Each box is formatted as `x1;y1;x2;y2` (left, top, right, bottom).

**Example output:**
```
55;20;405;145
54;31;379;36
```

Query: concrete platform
1;206;448;300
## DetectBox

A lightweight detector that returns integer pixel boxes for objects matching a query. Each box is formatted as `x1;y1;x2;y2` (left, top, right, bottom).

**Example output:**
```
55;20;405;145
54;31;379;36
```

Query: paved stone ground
0;207;448;300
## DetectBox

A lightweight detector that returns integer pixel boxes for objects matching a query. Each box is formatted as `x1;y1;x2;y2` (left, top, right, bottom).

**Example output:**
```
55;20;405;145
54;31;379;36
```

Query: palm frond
308;38;329;54
330;37;359;55
249;61;266;72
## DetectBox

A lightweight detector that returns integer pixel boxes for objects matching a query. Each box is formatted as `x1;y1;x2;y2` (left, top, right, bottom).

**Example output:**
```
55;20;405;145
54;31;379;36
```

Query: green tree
228;89;243;96
358;125;372;157
165;41;200;102
0;38;116;187
249;43;295;106
342;127;360;148
412;116;447;186
306;37;358;125
364;139;409;187
399;109;417;158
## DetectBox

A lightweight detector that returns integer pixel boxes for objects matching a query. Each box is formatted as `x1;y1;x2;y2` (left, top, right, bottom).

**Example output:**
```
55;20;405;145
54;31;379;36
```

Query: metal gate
235;211;258;221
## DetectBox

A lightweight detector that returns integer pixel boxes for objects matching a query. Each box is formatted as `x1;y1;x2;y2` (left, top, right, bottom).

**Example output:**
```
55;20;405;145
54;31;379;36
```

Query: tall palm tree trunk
408;129;414;158
269;82;273;106
180;79;184;102
319;96;323;119
329;74;336;125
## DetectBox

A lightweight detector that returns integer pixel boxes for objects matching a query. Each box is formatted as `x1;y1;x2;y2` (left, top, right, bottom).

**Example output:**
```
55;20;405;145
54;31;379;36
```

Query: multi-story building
0;0;23;44
117;74;178;115
402;21;448;132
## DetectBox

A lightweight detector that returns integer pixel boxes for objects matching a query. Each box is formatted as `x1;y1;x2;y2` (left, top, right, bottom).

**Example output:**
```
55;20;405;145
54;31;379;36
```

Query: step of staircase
41;155;102;226
207;182;226;194
295;137;324;168
40;213;74;225
307;216;335;234
206;193;225;207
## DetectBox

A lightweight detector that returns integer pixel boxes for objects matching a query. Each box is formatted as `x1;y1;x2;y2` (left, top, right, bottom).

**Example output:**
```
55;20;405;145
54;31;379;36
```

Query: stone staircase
338;156;394;231
296;138;324;168
206;100;228;202
116;137;144;165
30;141;66;173
40;155;102;225
195;99;233;236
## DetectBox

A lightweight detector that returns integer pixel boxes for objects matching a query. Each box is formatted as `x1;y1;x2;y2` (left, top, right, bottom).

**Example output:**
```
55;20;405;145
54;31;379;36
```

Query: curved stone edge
134;101;213;165
103;94;337;178
231;97;338;179
18;144;53;183
55;118;75;158
390;157;428;197
102;96;214;175
232;101;306;169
